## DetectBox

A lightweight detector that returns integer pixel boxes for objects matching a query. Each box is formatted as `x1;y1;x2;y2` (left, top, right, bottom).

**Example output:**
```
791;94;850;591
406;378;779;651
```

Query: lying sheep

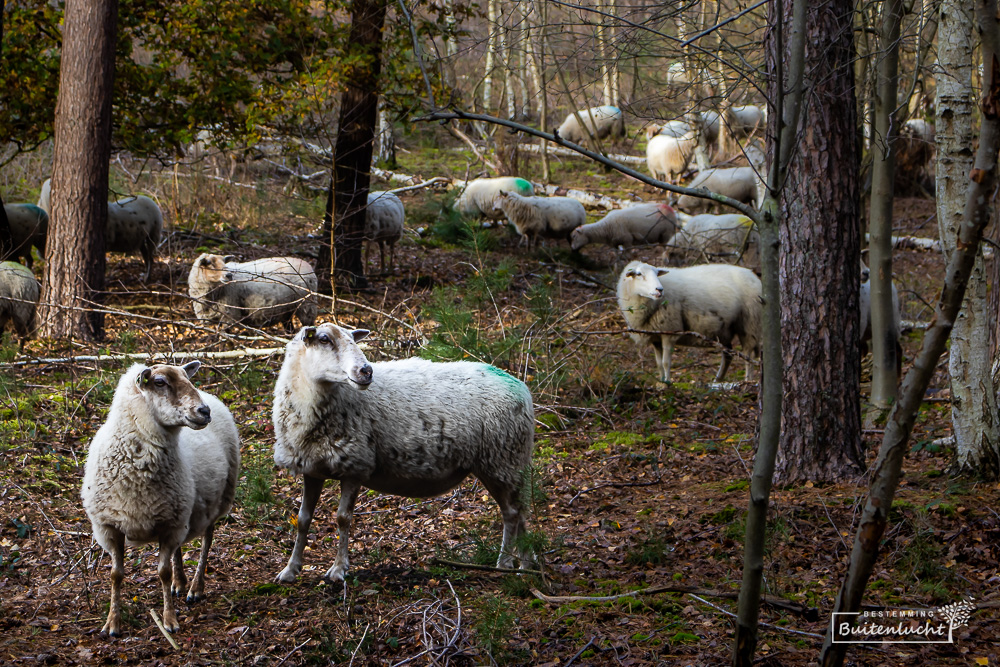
556;105;626;145
272;324;535;583
665;213;759;267
617;261;762;382
493;190;587;247
570;202;678;251
187;253;318;329
365;191;405;273
38;178;163;282
3;204;48;267
674;167;762;213
454;177;535;220
646;130;698;184
81;361;240;636
0;261;40;345
860;272;903;377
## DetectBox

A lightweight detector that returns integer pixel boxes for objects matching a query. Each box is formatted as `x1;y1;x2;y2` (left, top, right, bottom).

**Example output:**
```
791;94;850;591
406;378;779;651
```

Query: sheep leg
481;479;530;569
325;479;361;582
141;242;154;284
101;528;126;637
158;540;181;632
186;523;215;603
660;335;675;383
275;474;325;584
715;348;733;382
378;241;386;274
170;547;187;597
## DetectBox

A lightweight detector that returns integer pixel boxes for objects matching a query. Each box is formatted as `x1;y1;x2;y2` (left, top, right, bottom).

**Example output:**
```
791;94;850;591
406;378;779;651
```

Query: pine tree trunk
314;0;387;289
774;0;863;484
37;0;118;341
936;0;1000;477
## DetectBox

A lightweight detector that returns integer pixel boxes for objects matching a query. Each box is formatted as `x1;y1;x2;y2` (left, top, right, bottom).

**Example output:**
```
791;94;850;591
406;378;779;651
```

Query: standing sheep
860;273;903;377
454;177;535;220
38;178;163;282
272;324;535;583
665;213;759;267
556;105;626;145
81;361;240;637
365;191;405;273
727;105;766;137
3;204;48;267
0;261;40;345
617;261;762;383
674;167;762;213
493;190;587;247
570;203;678;251
187;253;318;329
646;130;698;184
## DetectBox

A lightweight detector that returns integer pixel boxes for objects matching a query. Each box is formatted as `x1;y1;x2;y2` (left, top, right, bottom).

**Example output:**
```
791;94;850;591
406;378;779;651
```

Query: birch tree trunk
936;0;1000;477
483;0;498;115
375;98;398;169
529;0;551;181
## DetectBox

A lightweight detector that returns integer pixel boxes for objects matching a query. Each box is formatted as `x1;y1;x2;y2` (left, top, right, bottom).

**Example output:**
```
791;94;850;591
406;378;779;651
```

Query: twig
275;639;312;667
564;636;597;667
430;557;542;576
569;479;662;505
688;594;824;640
149;610;181;650
348;623;370;667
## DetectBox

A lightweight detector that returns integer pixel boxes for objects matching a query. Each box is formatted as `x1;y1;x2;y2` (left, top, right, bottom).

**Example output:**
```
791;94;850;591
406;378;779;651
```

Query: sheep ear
351;329;370;343
181;360;201;378
302;326;317;342
222;255;237;263
136;368;152;387
656;268;669;276
199;256;213;267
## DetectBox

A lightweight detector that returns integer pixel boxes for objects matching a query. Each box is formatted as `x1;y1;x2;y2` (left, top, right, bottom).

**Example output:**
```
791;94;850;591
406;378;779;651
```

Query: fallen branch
519;142;646;165
569;479;661;504
687;594;824;640
149;610;181;650
2;347;285;368
430;557;542;576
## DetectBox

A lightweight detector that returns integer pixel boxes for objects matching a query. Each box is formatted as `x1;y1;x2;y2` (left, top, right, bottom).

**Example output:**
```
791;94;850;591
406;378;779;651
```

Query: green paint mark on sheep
512;178;534;195
482;364;526;392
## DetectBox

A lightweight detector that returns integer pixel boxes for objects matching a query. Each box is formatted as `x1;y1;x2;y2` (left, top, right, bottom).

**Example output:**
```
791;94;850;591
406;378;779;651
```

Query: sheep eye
153;377;167;387
318;333;330;344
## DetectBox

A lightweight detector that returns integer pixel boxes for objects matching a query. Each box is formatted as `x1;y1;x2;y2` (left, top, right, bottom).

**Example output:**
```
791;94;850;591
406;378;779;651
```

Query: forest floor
0;133;998;666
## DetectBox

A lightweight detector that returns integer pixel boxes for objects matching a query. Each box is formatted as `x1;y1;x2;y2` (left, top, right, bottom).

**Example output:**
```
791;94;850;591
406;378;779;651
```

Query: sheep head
297;324;373;390
570;227;587;251
192;253;234;286
134;361;211;430
619;262;667;300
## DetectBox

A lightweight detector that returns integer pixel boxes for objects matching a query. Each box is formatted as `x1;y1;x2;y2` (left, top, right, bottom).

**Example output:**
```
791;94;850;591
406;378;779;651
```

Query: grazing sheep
272;324;535;583
646;130;698;184
665;213;759;267
493;190;587;247
3;204;48;267
645;120;692;140
0;261;40;345
365;191;405;273
454;177;535;220
38;178;163;282
727;105;766;137
187;253;318;329
570;202;679;251
617;261;762;382
860;272;903;377
556;105;626;145
674;167;762;213
81;361;240;637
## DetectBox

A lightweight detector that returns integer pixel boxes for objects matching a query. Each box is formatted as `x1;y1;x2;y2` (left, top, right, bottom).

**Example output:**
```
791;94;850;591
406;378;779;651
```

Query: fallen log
519;142;647;166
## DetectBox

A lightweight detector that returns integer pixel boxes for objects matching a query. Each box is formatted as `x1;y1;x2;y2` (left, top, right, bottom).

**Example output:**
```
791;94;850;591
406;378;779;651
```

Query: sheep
674;167;762;213
555;105;626;145
646;130;698;184
38;178;163;282
492;190;587;247
0;261;40;345
860;270;903;377
81;361;240;637
570;202;679;251
365;191;405;273
665;213;759;268
187;253;318;329
271;323;535;583
617;261;762;383
645;120;692;140
454;177;535;220
3;204;48;267
727;105;766;137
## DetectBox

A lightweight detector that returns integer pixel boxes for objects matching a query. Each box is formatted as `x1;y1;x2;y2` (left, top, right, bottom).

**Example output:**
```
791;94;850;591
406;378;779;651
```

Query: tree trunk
37;0;118;341
484;0;498;115
314;0;387;290
774;0;863;484
936;0;1000;477
530;0;550;182
0;192;12;260
866;0;904;419
376;98;398;169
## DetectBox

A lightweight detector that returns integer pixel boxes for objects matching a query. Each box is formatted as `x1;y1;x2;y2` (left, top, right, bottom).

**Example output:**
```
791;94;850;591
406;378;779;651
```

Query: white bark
484;0;498;114
935;0;1000;472
376;99;396;167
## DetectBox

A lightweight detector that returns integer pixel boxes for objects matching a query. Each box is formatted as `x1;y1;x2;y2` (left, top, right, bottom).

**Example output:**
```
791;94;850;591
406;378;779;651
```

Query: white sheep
556;105;626;145
674;167;762;213
3;204;48;267
646;130;698;184
272;324;535;583
665;213;759;267
81;361;240;637
492;190;587;247
617;261;762;382
38;178;163;282
570;202;678;251
454;177;535;220
645;120;691;140
0;261;40;345
860;272;903;376
187;253;318;329
365;191;405;273
727;105;766;137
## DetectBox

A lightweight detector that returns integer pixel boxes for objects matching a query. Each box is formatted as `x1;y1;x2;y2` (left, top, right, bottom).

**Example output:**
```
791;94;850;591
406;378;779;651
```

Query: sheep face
135;362;211;430
298;324;374;389
192;254;234;287
621;263;667;300
491;190;510;215
570;227;587;250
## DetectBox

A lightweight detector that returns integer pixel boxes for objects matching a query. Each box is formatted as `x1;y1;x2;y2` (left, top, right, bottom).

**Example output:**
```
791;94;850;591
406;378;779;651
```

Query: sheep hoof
185;592;203;604
323;565;347;583
101;622;121;638
275;568;298;584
